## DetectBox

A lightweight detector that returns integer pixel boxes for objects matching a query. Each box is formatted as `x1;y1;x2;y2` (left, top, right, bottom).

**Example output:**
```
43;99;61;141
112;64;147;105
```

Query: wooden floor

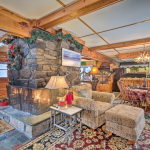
0;78;8;97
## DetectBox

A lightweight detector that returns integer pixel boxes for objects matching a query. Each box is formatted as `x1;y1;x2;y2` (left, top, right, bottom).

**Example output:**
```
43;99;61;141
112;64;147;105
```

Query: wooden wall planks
0;78;8;95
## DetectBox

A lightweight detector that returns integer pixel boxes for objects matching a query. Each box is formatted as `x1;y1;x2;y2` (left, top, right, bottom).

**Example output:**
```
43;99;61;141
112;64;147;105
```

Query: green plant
2;30;84;50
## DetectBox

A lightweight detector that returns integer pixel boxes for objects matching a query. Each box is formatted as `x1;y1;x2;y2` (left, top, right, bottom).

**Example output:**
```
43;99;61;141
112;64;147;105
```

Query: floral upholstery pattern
73;85;115;129
105;104;145;142
92;91;115;107
105;104;145;128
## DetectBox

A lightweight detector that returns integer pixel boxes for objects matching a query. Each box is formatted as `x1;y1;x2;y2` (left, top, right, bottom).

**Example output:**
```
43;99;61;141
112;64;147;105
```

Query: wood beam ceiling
38;0;123;29
79;18;150;38
0;6;32;37
56;0;116;63
119;50;150;59
77;17;119;53
82;46;116;63
89;37;150;51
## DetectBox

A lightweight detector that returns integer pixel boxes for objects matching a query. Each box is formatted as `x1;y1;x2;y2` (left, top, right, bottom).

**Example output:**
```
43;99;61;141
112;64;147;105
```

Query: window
0;63;7;77
80;66;92;81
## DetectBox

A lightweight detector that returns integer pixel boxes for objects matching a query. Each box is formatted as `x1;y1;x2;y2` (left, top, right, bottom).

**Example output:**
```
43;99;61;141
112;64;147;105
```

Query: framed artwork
62;48;81;67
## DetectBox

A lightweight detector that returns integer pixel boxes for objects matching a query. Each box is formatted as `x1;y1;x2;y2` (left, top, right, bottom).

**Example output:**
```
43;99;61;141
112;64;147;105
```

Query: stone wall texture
8;37;82;89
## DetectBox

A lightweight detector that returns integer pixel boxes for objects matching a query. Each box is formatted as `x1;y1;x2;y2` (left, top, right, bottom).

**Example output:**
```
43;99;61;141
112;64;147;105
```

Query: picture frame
62;48;81;67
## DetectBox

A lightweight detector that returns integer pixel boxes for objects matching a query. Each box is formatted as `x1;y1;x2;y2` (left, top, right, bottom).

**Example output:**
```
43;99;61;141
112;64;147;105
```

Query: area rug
0;120;14;135
19;120;150;150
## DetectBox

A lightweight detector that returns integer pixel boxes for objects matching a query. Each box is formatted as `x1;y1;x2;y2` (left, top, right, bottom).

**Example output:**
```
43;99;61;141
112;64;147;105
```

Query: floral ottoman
105;104;145;145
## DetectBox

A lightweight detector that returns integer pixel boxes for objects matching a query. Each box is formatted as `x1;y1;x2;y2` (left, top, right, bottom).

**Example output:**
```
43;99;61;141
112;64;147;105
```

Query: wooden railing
120;78;150;88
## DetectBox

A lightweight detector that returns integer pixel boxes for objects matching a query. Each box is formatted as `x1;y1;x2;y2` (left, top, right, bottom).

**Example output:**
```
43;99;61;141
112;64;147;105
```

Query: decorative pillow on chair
80;90;90;98
71;84;92;98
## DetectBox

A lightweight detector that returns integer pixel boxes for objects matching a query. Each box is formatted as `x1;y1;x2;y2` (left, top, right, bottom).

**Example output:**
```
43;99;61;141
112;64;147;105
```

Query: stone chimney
8;36;82;89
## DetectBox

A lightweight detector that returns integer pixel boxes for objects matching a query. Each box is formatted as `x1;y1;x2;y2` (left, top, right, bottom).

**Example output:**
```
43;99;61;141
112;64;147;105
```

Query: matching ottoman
105;104;145;145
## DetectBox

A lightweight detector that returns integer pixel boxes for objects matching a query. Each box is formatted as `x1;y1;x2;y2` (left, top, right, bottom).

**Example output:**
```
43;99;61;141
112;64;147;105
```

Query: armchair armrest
73;96;98;117
92;91;115;106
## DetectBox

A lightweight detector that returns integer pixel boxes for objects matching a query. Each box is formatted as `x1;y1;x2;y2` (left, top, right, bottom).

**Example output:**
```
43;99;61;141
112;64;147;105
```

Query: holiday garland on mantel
2;29;84;70
6;44;22;70
2;30;84;50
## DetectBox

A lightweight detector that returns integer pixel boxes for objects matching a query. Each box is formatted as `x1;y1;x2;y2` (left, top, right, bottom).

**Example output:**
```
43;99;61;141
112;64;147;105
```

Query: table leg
50;109;53;134
80;111;82;134
69;115;72;142
54;110;56;126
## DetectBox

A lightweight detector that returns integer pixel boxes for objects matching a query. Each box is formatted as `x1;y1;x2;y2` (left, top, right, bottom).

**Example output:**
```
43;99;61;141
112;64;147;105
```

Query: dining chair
145;89;150;117
117;80;140;107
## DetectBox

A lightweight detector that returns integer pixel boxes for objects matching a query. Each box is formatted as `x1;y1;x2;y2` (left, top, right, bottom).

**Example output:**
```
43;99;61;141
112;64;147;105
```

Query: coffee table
49;106;82;142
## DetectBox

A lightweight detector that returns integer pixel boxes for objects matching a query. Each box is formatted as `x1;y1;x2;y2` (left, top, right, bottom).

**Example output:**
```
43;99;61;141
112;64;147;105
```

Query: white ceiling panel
80;0;150;33
113;58;124;62
0;0;62;19
61;0;76;5
81;34;107;47
99;21;150;44
116;45;147;51
118;47;150;53
57;19;94;37
121;58;135;62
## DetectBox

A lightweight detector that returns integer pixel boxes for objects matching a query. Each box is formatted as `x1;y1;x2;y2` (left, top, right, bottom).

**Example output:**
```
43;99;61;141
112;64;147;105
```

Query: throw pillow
80;90;90;98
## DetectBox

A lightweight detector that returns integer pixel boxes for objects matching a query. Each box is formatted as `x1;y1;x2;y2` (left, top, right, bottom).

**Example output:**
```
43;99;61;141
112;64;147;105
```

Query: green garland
121;66;147;70
2;30;84;50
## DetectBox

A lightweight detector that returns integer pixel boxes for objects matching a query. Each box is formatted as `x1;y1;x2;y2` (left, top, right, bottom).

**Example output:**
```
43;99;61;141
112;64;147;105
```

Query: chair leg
145;104;148;113
90;128;96;132
107;131;112;135
129;140;135;145
137;101;140;107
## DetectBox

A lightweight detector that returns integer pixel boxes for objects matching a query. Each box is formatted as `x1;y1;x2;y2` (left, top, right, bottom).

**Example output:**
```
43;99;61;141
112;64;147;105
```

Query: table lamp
90;66;99;90
45;76;69;106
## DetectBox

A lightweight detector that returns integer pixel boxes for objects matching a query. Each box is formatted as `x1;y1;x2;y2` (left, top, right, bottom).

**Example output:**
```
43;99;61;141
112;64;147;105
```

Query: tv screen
62;48;81;67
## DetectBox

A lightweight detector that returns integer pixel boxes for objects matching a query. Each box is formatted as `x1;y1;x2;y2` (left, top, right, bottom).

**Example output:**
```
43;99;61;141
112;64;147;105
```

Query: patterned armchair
71;84;115;130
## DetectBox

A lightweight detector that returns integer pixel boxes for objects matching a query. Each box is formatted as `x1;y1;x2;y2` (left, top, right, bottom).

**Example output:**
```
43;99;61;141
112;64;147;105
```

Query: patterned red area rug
19;120;150;150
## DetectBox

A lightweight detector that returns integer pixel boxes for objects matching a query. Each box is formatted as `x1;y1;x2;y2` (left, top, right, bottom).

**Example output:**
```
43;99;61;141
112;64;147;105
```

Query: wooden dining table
127;88;150;102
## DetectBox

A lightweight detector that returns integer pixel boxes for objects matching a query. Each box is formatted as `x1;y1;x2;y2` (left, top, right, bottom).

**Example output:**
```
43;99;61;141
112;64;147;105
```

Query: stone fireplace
7;30;82;115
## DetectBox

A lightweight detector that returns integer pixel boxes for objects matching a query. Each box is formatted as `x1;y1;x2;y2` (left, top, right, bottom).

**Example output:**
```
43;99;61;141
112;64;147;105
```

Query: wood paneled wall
0;52;8;96
0;78;8;95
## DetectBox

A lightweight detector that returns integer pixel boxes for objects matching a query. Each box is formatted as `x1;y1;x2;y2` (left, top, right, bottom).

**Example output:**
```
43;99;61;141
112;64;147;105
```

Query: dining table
126;88;150;102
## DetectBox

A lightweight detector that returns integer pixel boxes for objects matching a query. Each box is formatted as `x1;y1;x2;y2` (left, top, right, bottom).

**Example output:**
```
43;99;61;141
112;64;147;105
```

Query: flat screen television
62;48;81;67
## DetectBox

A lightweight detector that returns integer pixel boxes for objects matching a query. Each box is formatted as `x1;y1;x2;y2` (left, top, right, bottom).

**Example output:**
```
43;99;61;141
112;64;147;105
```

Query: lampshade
90;66;99;75
45;76;69;89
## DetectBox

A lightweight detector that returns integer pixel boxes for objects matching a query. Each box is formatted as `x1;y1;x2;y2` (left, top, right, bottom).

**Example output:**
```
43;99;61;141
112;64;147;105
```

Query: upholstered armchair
71;84;115;130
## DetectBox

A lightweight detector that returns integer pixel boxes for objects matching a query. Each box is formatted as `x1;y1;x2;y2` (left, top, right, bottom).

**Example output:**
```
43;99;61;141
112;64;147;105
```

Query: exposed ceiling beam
119;50;150;59
38;0;123;29
0;5;32;37
82;46;117;63
0;6;31;25
57;29;85;45
89;37;150;51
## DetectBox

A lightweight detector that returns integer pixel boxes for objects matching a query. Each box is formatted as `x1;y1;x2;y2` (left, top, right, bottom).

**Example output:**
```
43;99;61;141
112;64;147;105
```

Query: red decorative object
65;89;74;105
7;44;22;70
57;102;66;106
0;102;9;106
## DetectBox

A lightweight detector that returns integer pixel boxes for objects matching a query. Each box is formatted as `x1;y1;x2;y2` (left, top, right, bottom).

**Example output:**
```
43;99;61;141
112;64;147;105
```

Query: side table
49;106;82;142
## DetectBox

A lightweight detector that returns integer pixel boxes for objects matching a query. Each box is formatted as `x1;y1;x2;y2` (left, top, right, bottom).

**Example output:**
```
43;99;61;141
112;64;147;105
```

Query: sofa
71;84;115;130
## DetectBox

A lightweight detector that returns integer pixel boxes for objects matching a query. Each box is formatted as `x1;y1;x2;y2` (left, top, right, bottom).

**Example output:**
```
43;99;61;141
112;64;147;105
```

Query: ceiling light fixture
134;45;150;63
